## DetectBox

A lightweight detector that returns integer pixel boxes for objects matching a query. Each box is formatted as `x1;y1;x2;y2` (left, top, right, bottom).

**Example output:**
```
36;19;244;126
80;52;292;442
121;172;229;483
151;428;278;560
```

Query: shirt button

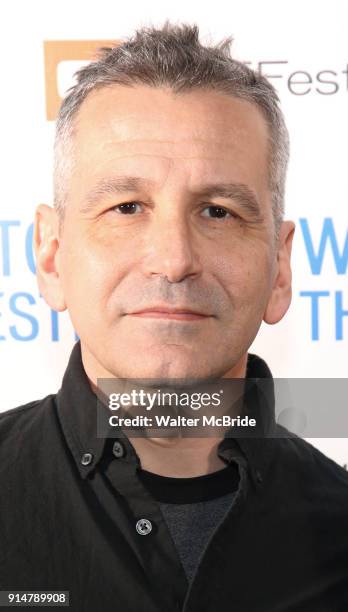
136;518;152;535
112;441;125;458
81;452;93;466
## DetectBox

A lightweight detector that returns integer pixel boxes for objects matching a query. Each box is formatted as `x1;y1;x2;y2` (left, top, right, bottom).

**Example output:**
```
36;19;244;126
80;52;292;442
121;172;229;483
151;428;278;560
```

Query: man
1;22;347;612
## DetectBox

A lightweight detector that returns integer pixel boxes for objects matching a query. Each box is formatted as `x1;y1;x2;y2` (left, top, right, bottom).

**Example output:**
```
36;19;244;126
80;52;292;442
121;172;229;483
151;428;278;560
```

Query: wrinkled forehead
64;85;272;213
73;84;270;159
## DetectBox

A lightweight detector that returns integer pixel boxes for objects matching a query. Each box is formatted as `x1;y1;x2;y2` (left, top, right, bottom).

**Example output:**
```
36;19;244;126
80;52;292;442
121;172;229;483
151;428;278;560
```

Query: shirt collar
56;341;277;486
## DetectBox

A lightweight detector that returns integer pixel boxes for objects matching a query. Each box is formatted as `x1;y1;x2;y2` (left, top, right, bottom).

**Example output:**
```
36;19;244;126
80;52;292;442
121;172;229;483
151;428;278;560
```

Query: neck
129;436;229;478
129;353;248;478
84;348;248;478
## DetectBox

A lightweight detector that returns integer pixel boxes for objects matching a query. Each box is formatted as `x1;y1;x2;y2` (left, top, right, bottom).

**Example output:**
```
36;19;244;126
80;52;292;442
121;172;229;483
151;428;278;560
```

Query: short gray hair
54;21;289;236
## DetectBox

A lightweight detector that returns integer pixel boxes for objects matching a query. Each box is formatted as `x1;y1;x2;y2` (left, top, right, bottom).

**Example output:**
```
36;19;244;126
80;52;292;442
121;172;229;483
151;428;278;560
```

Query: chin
111;349;211;381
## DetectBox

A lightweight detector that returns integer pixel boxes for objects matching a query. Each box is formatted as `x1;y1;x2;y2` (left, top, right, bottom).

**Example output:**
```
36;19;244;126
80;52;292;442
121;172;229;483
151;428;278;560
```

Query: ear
263;221;295;325
34;204;67;312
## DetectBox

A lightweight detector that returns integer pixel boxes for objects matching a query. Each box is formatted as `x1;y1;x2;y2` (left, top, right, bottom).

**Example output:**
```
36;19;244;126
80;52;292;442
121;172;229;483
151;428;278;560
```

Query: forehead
70;85;270;201
74;84;268;154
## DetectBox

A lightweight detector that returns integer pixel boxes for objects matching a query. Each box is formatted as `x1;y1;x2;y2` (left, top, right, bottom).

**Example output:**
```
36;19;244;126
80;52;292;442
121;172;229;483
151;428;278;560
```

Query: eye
112;202;143;214
109;202;237;219
201;205;236;219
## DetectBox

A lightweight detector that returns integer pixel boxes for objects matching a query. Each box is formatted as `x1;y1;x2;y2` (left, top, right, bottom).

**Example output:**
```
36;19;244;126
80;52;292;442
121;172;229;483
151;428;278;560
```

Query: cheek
215;239;272;289
59;228;133;314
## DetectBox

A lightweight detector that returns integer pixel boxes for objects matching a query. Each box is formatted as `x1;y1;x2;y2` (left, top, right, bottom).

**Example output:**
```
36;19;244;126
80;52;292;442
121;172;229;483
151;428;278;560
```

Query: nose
141;212;202;283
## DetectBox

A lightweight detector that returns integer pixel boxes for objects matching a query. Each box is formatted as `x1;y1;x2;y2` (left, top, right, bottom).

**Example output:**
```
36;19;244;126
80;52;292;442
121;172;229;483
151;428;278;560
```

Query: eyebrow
198;183;263;221
81;175;264;221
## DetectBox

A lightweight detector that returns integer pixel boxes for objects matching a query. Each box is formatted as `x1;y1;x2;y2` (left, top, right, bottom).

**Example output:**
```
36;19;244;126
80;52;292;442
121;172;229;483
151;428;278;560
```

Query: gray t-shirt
160;492;236;582
137;462;239;582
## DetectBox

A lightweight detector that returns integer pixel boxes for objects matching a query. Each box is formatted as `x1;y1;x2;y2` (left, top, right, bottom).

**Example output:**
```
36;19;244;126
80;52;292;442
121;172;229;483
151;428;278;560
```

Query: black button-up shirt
1;341;348;611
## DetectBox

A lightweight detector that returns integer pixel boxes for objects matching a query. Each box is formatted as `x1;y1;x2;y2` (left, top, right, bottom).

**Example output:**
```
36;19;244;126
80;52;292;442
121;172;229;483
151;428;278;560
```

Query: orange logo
43;40;118;121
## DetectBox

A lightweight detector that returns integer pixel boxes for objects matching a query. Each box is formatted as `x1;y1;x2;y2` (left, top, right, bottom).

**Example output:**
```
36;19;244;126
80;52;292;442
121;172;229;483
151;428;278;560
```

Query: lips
128;306;210;320
132;306;207;315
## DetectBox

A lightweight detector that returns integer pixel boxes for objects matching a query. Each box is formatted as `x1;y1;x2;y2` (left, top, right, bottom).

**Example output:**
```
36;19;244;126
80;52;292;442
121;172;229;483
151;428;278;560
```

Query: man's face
37;85;294;381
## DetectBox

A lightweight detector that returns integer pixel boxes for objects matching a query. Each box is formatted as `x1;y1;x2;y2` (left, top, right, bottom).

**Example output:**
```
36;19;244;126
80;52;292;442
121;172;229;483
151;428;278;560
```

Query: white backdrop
0;0;347;464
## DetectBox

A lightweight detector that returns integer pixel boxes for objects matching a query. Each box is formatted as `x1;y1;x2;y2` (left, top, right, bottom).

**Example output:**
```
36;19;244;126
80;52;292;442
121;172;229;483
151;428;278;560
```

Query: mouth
127;306;212;321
